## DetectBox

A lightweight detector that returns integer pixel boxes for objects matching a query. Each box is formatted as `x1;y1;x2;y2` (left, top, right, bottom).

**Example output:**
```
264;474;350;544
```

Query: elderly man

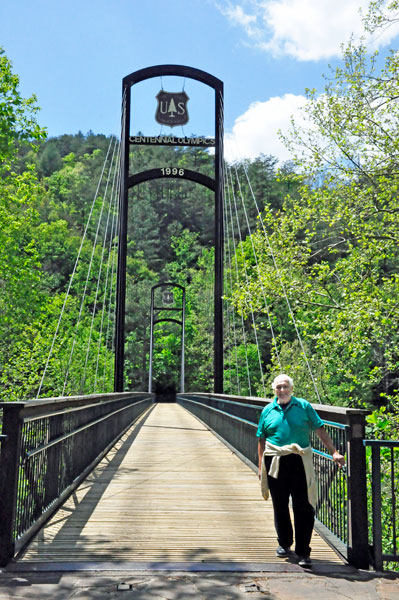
257;374;345;568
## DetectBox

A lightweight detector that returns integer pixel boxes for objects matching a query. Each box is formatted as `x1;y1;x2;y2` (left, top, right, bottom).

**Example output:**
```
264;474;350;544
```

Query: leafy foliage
0;47;46;169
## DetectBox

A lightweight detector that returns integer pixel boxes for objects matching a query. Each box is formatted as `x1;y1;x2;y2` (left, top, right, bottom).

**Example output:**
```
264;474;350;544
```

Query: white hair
272;374;294;390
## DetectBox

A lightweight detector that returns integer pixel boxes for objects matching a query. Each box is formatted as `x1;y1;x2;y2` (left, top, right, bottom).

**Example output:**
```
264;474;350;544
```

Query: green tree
0;47;46;169
0;48;49;400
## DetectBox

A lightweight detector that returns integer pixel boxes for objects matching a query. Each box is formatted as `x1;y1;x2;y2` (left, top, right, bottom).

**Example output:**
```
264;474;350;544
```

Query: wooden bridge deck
18;403;343;566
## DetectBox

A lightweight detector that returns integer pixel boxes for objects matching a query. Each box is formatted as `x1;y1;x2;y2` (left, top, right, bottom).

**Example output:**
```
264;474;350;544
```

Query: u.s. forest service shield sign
155;91;189;127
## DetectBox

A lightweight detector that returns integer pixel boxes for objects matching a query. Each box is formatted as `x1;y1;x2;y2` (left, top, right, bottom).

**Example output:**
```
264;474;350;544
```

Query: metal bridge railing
177;392;369;569
0;392;154;566
364;440;399;571
311;422;348;558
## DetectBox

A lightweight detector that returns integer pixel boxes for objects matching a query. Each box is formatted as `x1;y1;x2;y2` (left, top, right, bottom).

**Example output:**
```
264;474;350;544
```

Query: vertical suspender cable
36;136;115;398
62;139;117;395
233;164;282;371
80;137;119;392
242;165;322;403
225;168;252;395
93;142;121;392
223;230;233;394
103;215;119;389
103;89;126;389
227;166;266;397
223;178;240;394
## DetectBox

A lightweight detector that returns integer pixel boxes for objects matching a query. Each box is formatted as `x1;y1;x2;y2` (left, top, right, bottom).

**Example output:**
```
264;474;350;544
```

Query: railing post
0;403;24;565
346;411;369;569
371;445;383;570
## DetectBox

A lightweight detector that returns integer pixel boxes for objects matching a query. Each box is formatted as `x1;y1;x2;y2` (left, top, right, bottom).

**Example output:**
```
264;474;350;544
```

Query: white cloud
221;3;258;37
262;0;367;60
224;93;307;163
219;0;399;61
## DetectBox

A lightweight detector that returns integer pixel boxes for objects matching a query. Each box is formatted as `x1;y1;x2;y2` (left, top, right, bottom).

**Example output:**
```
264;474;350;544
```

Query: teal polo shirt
256;396;324;447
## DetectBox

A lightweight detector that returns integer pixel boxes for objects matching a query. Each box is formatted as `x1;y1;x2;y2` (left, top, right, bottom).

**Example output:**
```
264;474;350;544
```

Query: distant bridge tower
114;65;224;393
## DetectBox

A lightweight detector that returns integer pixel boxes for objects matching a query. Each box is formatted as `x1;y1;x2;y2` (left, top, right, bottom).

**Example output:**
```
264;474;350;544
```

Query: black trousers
265;453;315;556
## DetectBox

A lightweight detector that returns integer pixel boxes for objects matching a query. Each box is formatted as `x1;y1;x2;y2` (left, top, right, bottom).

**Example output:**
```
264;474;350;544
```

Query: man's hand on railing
316;427;346;468
332;450;346;468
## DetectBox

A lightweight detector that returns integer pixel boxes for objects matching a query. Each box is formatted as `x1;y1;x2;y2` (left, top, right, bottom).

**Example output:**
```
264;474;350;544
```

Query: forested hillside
2;0;399;443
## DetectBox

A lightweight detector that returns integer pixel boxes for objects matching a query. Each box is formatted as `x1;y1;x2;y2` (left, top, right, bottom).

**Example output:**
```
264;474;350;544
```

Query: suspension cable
241;163;322;403
103;213;119;390
62;137;118;395
36;135;115;398
226;166;266;397
102;90;127;389
232;163;281;370
224;167;252;395
223;179;241;394
79;137;120;392
93;141;121;392
223;102;322;401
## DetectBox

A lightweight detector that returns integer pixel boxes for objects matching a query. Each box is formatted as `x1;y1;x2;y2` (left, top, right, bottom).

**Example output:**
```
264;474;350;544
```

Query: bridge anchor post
0;403;23;565
346;412;369;569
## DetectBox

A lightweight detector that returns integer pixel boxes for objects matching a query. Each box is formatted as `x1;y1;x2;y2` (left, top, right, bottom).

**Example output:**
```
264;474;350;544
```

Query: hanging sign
155;91;189;127
162;291;174;305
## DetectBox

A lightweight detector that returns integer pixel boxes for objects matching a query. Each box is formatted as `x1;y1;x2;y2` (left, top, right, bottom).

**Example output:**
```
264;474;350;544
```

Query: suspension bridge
0;66;398;584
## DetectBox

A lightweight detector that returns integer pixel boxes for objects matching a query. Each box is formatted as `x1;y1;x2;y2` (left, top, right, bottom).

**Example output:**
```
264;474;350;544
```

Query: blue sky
1;0;398;162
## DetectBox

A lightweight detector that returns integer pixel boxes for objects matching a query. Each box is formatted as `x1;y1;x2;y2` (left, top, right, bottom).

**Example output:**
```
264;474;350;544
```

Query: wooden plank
19;404;343;564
